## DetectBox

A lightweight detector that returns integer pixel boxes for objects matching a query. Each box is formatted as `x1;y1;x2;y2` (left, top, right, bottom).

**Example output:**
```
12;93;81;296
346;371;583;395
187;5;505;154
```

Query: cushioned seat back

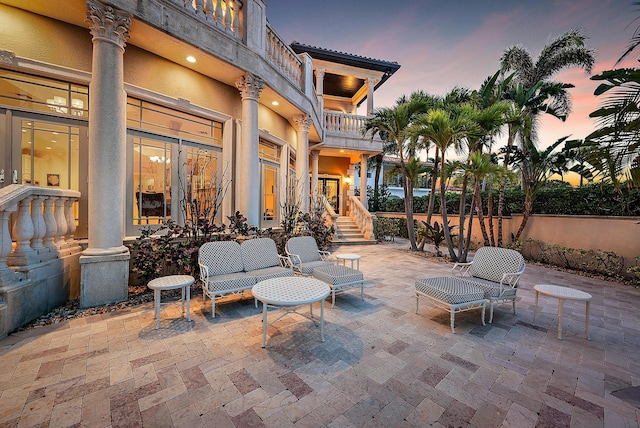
241;238;281;271
470;247;525;283
286;236;321;262
199;241;244;275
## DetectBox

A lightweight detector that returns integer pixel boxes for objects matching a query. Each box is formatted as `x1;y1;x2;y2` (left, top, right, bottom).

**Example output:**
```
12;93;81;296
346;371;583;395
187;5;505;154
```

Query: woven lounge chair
415;246;525;332
285;236;334;275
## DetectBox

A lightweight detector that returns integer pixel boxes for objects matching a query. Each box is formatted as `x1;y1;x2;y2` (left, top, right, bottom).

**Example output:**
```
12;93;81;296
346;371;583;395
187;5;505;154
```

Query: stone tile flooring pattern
1;240;639;427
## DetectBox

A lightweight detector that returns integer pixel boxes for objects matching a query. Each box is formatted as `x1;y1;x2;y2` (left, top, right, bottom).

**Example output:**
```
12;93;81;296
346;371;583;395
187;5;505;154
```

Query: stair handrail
347;196;375;240
315;194;338;225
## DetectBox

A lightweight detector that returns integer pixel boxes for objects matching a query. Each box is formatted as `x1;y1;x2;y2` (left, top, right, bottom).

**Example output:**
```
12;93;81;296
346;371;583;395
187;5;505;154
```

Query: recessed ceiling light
46;146;52;150
272;101;279;106
186;56;196;63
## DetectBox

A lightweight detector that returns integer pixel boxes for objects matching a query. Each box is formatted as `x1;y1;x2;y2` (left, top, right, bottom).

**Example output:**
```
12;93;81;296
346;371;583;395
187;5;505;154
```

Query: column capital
310;149;321;158
315;68;325;79
367;77;376;87
294;114;313;132
235;73;265;101
86;0;132;49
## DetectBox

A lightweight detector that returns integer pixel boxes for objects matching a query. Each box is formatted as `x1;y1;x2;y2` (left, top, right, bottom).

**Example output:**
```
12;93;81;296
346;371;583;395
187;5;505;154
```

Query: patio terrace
0;240;639;427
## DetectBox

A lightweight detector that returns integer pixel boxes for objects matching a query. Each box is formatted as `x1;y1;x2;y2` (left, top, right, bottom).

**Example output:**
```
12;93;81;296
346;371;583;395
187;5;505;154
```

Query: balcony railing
324;112;368;136
266;23;303;88
0;185;81;280
348;195;375;240
179;0;242;39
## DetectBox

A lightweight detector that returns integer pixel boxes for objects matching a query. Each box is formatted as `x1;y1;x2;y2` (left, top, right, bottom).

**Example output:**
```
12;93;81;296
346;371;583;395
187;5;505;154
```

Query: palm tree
362;94;428;250
410;106;478;261
499;30;595;242
508;136;576;240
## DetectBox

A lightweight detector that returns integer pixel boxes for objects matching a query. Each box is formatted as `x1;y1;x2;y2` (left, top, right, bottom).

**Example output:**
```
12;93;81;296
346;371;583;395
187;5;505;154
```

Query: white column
360;154;369;207
85;0;131;256
366;77;375;115
81;0;131;308
315;68;325;114
310;149;320;203
295;115;312;213
235;73;265;226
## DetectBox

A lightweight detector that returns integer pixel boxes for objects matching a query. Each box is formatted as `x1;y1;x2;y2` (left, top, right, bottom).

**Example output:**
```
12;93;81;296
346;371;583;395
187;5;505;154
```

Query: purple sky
267;0;636;155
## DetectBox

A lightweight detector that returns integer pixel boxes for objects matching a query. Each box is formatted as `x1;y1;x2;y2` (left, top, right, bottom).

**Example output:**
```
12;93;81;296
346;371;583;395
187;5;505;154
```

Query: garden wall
376;212;640;268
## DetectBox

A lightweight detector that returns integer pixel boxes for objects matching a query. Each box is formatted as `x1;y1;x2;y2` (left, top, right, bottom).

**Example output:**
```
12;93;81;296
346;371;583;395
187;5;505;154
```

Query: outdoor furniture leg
585;300;590;340
557;298;564;339
533;289;539;323
321;299;325;342
186;285;191;322
155;289;161;329
261;303;268;348
450;310;455;334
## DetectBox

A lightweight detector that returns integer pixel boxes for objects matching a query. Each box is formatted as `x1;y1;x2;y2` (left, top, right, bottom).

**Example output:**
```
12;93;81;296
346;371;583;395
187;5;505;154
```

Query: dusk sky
267;0;637;158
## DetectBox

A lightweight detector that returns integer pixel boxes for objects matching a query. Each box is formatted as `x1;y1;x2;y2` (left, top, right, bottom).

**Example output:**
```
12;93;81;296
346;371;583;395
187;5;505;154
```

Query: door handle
0;169;4;184
12;170;17;184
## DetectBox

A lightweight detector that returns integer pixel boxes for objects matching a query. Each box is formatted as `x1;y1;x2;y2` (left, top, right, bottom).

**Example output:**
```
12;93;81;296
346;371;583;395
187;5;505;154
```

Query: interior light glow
186;56;196;63
272;101;279;106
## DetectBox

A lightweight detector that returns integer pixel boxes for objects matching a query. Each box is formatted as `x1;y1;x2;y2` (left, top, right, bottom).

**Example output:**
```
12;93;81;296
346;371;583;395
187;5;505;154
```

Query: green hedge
380;184;640;216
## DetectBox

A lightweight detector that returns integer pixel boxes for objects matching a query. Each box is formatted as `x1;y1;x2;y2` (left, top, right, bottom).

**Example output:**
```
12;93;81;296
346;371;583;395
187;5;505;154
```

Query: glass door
261;161;279;228
318;178;340;213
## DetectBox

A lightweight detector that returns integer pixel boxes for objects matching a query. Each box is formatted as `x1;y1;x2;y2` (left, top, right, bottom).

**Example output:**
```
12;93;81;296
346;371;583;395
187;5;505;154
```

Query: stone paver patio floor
1;240;639;427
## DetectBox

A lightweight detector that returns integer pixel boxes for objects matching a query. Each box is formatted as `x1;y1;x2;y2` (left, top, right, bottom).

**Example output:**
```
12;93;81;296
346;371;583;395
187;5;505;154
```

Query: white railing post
54;197;67;247
43;197;57;251
7;197;35;265
0;205;17;276
65;198;77;247
31;196;46;251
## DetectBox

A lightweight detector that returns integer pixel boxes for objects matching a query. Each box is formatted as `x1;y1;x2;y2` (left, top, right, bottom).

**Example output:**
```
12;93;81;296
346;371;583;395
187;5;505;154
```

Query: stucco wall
377;212;640;268
0;5;93;72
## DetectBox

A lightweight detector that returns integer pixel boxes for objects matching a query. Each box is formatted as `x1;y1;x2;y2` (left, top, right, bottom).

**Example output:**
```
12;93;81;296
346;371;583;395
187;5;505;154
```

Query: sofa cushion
241;238;282;271
205;272;256;294
246;266;294;282
199;241;245;275
297;260;334;276
469;247;525;284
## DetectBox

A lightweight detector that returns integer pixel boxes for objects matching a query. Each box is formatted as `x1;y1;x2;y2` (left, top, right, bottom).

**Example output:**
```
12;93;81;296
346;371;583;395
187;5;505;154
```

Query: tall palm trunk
474;179;490;245
399;160;417;250
440;150;457;261
426;148;439;225
372;154;384;211
487;178;495;246
457;158;471;261
497;127;516;247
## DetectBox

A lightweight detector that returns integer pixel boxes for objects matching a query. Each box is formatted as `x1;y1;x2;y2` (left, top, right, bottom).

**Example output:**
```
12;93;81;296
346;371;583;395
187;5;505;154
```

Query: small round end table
147;275;195;329
533;284;592;340
336;253;361;270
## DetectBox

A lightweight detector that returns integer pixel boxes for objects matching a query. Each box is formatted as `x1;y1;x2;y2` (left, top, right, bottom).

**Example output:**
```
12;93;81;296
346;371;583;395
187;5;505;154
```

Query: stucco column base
80;251;130;308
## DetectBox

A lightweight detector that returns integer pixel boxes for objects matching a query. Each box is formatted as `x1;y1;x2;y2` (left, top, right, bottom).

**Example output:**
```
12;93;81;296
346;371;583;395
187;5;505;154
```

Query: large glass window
259;140;281;227
21;120;79;189
184;145;220;224
133;135;172;225
0;69;88;118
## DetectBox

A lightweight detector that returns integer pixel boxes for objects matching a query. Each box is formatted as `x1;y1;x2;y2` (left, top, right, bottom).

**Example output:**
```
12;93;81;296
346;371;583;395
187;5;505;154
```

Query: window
0;69;88;118
259;140;281;227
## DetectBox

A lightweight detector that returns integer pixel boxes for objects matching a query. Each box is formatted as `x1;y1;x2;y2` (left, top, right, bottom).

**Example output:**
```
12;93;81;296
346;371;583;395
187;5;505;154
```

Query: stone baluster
195;0;204;15
31;196;46;251
204;0;213;19
223;1;231;30
9;197;35;261
231;1;240;34
0;205;17;276
214;0;223;23
43;197;57;251
65;198;76;245
54;197;67;247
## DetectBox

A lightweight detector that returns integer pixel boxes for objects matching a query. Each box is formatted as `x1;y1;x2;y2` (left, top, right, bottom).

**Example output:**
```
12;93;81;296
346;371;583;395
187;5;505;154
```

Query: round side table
147;275;195;329
336;253;361;270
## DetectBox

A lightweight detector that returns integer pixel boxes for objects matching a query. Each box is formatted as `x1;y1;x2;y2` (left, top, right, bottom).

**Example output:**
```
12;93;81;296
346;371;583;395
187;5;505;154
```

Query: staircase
332;215;376;245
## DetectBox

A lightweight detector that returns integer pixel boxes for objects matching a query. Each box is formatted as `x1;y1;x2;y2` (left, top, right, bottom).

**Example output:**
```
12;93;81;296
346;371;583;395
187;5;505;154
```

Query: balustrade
348;195;375;240
266;23;303;87
0;185;81;274
180;0;243;38
324;112;368;135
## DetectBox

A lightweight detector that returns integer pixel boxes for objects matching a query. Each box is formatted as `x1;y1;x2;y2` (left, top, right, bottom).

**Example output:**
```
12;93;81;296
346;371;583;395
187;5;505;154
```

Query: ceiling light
186;56;196;63
272;101;279;106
